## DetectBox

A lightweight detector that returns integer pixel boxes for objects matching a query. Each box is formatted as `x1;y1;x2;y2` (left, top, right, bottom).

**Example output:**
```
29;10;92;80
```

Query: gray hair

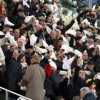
80;87;90;96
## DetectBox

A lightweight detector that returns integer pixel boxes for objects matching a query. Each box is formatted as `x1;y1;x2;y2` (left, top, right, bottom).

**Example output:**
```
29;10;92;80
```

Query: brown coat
23;64;45;100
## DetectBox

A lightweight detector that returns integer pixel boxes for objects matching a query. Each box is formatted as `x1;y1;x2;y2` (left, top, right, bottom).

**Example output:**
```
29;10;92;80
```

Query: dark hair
73;67;81;83
87;60;94;65
86;79;95;87
17;53;25;62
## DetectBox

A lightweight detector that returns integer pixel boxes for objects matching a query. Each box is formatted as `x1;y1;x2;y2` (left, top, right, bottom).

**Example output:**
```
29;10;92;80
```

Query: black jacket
83;93;96;100
6;58;22;92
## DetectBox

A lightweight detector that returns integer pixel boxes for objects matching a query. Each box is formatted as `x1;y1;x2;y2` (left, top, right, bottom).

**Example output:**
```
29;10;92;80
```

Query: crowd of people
0;0;100;100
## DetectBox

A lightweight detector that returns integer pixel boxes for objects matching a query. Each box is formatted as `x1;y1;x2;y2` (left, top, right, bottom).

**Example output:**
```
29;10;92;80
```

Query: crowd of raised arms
0;0;100;100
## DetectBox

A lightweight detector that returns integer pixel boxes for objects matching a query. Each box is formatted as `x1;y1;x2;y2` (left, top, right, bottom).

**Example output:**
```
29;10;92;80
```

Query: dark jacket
6;58;22;92
93;56;100;72
59;78;73;100
73;77;86;96
83;93;96;100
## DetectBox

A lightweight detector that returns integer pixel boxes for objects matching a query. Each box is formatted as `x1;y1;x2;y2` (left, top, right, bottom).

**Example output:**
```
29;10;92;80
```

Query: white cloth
61;35;69;46
94;73;100;80
46;26;52;34
66;29;76;37
22;0;30;8
17;97;27;100
24;15;35;23
0;31;5;36
74;49;82;57
4;17;14;26
63;56;75;70
35;46;47;54
5;32;17;46
42;39;49;48
61;44;73;54
49;59;57;71
81;19;90;26
50;51;57;60
30;34;37;46
80;35;87;43
83;30;92;36
0;47;5;65
71;19;80;30
48;3;60;23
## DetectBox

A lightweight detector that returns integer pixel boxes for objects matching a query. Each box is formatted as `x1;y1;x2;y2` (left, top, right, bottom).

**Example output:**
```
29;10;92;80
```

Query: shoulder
83;93;96;100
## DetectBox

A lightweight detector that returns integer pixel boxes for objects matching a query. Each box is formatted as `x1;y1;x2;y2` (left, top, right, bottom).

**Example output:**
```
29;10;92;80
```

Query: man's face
87;38;94;47
79;70;86;80
13;48;19;59
14;29;20;39
82;52;88;61
3;27;13;35
39;19;46;29
17;40;23;48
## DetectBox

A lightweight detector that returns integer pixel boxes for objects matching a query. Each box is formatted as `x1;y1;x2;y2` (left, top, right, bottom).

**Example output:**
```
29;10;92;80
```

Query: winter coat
23;64;45;100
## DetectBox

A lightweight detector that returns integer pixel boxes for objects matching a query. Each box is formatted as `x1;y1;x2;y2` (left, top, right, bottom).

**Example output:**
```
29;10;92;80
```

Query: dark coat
59;78;73;100
73;77;86;96
44;72;62;98
83;93;96;100
93;56;100;72
6;58;22;92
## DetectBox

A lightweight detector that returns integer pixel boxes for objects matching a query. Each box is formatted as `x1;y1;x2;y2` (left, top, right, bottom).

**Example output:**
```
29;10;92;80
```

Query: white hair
80;87;90;96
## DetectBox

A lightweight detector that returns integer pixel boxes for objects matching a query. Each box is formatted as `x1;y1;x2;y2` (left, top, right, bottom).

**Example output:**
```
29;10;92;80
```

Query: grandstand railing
0;86;32;100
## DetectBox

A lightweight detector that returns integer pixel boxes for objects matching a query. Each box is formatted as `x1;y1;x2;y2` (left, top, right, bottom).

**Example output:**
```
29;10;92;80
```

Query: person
72;67;86;100
17;53;27;75
80;87;96;100
85;61;96;79
83;93;96;100
6;47;22;92
0;45;6;87
22;51;45;100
